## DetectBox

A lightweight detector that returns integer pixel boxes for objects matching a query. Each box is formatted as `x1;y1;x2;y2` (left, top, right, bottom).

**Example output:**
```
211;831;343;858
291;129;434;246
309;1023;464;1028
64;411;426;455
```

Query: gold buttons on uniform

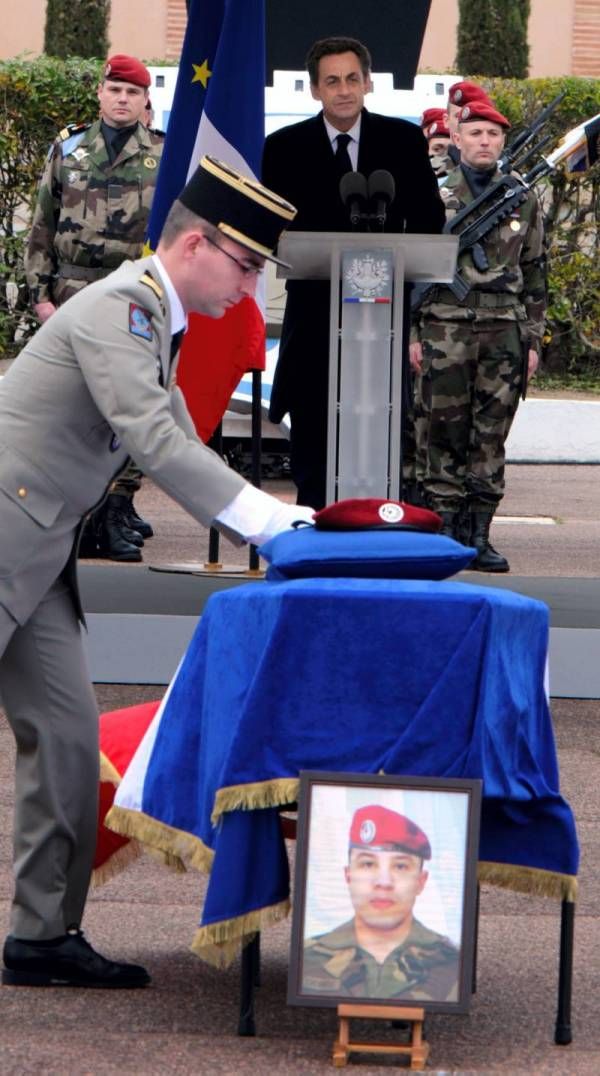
17;487;27;498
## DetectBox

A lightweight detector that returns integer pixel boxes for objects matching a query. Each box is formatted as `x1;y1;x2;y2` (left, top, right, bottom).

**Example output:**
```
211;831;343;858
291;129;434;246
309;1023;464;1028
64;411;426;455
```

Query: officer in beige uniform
25;54;165;561
0;157;313;988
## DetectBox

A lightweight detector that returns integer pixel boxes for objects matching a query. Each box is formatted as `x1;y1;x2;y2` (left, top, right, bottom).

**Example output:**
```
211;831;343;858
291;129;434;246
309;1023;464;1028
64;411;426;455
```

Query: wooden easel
333;1003;429;1068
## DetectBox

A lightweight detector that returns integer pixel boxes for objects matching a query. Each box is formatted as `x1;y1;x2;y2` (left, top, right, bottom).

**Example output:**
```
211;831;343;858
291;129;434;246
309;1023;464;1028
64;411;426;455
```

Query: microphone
339;171;368;231
367;170;396;231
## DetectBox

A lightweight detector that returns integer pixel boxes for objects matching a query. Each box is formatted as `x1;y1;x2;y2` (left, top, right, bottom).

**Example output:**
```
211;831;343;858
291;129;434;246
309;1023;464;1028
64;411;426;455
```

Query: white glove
215;484;314;546
249;502;315;546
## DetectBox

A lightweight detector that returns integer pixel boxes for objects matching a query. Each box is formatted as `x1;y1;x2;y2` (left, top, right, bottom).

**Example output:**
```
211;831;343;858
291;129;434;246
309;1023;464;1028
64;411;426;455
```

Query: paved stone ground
0;464;598;1073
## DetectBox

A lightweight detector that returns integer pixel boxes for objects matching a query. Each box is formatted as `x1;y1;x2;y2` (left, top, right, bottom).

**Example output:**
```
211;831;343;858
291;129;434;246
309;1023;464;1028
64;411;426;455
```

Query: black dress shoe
2;929;150;988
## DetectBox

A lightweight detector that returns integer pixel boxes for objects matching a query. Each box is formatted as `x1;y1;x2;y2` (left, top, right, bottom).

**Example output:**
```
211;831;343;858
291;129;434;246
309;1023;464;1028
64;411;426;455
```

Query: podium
277;232;458;503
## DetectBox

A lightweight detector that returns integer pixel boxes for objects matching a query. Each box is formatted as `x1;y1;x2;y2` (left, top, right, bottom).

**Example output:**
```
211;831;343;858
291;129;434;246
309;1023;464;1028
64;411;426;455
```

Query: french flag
146;0;266;442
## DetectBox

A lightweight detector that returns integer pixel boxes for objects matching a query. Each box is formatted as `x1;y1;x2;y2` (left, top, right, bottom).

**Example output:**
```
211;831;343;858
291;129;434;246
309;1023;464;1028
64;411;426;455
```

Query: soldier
421;108;452;179
0;155;313;988
410;101;546;572
302;805;460;1002
437;81;494;181
25;53;164;561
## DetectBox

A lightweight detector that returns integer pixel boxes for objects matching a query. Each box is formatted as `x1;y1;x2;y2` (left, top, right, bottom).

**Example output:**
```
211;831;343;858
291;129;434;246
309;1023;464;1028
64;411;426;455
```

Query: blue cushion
259;527;476;581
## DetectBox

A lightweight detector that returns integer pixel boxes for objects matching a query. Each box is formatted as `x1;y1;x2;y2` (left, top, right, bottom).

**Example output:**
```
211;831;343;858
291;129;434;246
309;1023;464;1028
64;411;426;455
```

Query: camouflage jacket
25;119;165;305
302;917;460;1002
420;164;547;348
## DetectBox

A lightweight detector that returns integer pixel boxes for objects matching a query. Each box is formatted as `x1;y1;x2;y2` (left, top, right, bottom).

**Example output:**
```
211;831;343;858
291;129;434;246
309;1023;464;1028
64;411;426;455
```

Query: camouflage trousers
415;319;523;510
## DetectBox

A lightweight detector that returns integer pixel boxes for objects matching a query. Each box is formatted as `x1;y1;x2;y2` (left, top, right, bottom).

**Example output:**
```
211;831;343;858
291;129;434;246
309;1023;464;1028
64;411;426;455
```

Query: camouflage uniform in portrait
412;102;546;571
25;56;165;560
303;916;460;1002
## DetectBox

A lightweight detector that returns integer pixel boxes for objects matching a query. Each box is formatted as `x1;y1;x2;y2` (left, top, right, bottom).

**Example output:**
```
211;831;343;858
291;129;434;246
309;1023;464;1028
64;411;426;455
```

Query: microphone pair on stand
339;170;396;231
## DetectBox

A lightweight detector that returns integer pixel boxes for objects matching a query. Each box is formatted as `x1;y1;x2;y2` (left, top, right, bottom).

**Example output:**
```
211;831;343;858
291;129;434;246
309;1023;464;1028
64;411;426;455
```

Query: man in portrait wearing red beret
302;805;460;1001
410;100;546;571
25;54;165;562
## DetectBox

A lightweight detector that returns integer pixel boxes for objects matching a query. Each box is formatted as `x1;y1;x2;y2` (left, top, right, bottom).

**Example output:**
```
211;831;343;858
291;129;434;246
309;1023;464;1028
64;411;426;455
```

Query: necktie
335;133;353;175
170;330;184;362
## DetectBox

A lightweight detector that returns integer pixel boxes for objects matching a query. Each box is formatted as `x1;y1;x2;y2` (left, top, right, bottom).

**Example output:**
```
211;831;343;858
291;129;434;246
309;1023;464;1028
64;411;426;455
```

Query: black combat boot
455;502;473;547
97;496;143;562
436;509;459;539
470;507;509;572
126;498;154;539
77;515;99;558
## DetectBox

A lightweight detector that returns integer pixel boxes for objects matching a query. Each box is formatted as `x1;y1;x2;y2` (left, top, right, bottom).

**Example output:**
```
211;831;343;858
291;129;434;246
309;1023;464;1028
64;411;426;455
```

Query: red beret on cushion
459;101;511;129
448;80;492;106
421;106;445;129
349;805;432;859
313;498;442;533
104;54;151;88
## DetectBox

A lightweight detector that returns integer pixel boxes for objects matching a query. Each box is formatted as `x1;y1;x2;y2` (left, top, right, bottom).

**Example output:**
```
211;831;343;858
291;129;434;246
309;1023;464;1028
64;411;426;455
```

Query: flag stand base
150;563;265;578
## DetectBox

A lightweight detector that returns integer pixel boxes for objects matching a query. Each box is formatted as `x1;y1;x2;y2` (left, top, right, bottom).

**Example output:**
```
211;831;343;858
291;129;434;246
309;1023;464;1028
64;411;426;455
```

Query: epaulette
58;122;92;160
140;272;164;302
148;126;166;138
57;121;90;143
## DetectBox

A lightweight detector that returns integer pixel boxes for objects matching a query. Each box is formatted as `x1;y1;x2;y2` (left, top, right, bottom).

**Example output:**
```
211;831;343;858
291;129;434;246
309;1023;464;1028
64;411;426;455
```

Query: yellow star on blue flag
191;60;212;88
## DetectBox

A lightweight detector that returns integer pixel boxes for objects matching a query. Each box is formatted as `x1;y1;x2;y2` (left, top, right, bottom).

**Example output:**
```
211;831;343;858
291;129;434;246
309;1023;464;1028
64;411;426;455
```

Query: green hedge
1;59;599;373
477;75;600;375
0;56;105;353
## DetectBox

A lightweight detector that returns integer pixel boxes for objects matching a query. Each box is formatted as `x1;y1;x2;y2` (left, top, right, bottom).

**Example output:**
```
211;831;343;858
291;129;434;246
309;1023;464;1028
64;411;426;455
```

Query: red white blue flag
147;0;266;442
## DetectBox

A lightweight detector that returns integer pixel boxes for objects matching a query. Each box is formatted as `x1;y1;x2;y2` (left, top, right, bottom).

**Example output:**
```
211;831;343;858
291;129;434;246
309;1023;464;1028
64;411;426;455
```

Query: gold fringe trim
478;861;578;902
211;777;299;824
106;805;212;874
99;750;121;787
92;838;143;888
190;898;291;969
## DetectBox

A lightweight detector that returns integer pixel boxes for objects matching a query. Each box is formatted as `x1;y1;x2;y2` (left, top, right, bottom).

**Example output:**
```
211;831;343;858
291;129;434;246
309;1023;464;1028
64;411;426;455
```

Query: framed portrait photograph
288;772;482;1013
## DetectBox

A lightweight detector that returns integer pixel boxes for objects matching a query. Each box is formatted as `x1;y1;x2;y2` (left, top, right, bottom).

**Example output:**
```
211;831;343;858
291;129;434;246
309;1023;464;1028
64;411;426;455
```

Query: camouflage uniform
413;163;546;515
26;119;164;511
26;118;164;306
303;917;460;1002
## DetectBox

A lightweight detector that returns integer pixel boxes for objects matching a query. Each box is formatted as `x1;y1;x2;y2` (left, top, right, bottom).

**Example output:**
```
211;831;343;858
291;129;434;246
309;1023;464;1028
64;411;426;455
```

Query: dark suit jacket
262;109;445;421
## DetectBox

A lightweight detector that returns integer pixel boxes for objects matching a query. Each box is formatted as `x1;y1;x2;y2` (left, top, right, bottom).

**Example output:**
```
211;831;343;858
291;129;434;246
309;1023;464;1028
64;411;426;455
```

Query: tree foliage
456;0;530;79
44;0;111;59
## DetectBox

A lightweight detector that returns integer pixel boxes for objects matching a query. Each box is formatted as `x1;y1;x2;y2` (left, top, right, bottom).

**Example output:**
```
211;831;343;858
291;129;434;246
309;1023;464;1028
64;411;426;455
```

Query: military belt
431;287;519;309
58;264;112;282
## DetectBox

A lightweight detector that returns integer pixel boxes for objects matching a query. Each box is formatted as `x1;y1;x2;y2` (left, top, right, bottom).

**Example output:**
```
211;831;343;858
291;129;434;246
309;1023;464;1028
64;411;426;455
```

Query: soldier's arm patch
129;303;153;340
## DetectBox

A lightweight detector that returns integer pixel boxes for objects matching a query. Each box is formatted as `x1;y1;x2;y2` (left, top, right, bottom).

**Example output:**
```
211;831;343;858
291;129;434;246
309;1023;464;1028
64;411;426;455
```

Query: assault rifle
413;171;534;306
499;91;566;173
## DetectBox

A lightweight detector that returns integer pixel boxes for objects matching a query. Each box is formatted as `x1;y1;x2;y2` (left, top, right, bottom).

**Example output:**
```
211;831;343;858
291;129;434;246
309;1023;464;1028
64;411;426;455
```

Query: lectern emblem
345;256;390;298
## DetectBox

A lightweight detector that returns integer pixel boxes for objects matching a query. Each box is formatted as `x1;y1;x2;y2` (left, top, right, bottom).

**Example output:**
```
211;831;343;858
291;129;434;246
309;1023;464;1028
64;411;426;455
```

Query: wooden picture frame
288;771;481;1014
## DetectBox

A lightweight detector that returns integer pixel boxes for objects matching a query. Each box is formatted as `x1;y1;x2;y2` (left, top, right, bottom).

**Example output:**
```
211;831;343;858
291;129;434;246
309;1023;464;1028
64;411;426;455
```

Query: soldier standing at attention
303;806;460;1001
410;101;546;572
420;107;452;179
25;54;164;561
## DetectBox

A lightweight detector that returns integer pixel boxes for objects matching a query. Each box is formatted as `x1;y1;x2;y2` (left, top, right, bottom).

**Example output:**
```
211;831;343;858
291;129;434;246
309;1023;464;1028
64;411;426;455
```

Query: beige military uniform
0;255;246;939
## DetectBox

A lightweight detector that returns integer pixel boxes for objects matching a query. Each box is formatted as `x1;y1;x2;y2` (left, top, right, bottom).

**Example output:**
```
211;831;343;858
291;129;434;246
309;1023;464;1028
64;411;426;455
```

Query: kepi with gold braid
178;155;297;268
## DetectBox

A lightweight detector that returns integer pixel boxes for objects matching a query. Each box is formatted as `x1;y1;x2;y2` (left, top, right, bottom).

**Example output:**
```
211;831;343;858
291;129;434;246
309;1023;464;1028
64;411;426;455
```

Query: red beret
424;118;450;140
104;54;151;89
459;101;511;129
313;498;442;533
421;107;445;129
448;80;492;107
349;806;431;859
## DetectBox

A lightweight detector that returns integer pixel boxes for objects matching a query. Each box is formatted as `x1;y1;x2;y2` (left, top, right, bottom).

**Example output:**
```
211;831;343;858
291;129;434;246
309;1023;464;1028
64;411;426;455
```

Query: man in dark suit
262;36;445;508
